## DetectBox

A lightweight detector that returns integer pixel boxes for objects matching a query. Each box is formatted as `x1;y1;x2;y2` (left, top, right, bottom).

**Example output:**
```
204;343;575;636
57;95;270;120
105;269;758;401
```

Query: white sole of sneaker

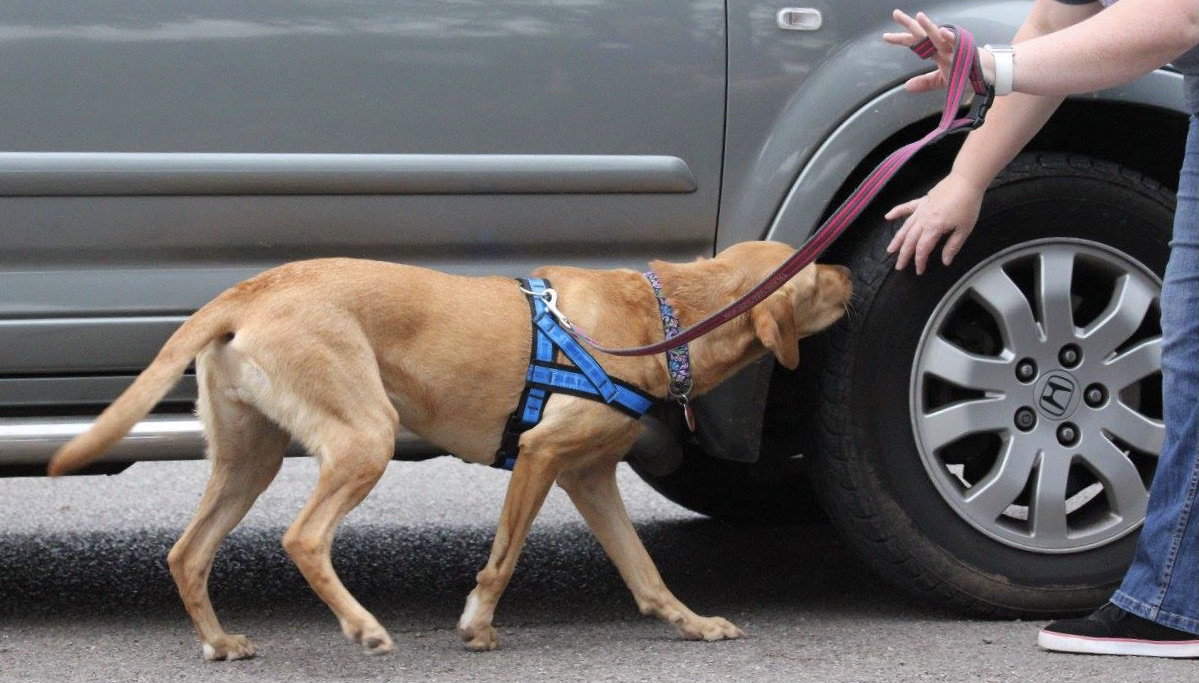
1038;629;1199;658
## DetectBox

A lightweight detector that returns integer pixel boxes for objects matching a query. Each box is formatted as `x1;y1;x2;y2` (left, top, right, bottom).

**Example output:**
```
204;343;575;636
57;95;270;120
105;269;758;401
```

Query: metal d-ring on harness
493;277;656;470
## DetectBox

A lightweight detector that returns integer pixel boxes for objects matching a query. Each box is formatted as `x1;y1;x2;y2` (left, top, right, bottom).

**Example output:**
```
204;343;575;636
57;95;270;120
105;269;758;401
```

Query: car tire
809;153;1174;617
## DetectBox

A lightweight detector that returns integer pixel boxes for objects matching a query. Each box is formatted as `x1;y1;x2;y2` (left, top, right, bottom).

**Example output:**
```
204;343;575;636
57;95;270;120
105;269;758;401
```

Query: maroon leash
555;25;993;357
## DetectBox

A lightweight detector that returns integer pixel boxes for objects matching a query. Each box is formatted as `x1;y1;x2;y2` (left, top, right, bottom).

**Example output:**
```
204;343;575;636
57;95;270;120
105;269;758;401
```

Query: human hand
884;9;965;94
884;173;986;274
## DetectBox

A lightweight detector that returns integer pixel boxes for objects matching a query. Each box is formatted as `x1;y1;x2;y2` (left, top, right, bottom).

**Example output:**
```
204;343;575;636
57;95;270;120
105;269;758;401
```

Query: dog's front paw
459;624;500;652
359;627;395;656
684;616;744;642
201;634;257;661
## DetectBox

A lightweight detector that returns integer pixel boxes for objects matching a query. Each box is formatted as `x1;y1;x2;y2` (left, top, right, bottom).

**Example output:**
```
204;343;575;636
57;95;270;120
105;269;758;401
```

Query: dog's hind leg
168;389;288;661
457;447;561;651
557;459;743;642
236;326;401;656
281;415;398;655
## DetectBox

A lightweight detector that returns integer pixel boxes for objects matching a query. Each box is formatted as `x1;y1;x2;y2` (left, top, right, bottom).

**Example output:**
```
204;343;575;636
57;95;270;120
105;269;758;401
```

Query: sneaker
1038;603;1199;658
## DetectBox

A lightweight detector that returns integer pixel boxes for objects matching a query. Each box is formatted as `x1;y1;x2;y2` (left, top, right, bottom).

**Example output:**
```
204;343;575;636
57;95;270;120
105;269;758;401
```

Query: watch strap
984;44;1015;96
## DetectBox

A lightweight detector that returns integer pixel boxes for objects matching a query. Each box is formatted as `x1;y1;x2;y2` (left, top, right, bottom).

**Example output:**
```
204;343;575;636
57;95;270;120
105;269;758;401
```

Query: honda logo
1035;371;1080;420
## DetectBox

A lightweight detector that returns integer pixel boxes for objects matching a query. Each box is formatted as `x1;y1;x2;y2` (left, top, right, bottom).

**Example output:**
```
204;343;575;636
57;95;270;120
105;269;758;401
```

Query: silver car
0;0;1189;618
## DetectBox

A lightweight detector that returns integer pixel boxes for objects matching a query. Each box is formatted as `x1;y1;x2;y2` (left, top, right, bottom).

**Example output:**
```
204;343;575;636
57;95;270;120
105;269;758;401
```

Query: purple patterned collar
643;270;693;402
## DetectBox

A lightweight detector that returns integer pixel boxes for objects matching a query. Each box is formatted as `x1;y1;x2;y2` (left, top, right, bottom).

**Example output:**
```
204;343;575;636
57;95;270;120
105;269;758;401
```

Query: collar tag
680;397;697;433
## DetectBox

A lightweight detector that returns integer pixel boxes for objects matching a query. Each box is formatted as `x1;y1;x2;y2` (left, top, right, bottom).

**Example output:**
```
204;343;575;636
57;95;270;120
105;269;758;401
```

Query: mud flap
687;355;773;463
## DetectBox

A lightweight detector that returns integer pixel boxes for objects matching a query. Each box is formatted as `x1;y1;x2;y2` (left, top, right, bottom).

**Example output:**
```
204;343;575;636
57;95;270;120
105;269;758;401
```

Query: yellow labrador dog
48;241;851;661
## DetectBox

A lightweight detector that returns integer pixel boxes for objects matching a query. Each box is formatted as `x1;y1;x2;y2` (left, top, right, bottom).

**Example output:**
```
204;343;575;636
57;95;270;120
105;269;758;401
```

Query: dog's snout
823;264;851;281
818;264;853;298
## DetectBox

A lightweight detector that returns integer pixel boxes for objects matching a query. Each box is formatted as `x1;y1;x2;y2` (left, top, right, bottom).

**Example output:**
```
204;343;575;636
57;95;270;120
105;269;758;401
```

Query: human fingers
884;197;920;222
939;227;973;267
891;215;933;273
892;229;914;271
914;13;956;56
885;198;922;258
884;9;933;50
903;70;947;93
911;224;952;275
887;222;911;260
890;9;923;40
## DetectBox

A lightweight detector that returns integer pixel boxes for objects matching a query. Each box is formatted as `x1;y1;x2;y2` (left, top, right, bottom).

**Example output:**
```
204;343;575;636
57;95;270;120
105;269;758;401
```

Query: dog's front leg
457;449;560;651
557;461;744;642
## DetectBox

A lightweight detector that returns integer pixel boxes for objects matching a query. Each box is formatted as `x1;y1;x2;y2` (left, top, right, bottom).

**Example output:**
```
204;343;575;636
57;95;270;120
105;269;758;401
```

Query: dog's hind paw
460;624;500;652
201;634;257;661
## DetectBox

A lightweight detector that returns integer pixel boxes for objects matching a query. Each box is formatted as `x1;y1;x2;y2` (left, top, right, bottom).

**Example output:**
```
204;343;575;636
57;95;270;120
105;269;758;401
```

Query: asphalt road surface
0;457;1191;682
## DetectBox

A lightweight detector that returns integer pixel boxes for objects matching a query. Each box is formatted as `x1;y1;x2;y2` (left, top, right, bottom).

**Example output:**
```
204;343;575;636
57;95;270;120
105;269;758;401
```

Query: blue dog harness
493;277;657;471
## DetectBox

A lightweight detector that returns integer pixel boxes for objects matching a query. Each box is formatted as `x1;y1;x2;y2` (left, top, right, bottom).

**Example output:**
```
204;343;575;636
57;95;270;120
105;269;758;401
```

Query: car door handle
776;8;822;31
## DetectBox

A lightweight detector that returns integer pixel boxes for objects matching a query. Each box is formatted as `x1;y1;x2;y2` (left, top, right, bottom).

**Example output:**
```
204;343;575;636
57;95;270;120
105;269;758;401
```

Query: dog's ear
750;285;800;370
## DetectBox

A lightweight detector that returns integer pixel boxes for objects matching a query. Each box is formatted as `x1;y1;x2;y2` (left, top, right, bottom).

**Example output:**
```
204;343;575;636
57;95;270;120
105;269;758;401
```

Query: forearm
980;0;1199;96
948;92;1062;190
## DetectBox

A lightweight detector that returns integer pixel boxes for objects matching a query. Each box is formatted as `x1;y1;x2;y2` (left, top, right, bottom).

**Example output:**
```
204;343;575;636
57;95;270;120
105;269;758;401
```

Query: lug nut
1015;407;1037;432
1057;423;1079;446
1059;344;1082;369
1016;359;1037;382
1085;384;1107;408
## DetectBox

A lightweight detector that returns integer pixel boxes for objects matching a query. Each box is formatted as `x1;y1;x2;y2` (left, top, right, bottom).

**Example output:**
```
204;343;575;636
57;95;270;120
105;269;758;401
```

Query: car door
0;0;726;410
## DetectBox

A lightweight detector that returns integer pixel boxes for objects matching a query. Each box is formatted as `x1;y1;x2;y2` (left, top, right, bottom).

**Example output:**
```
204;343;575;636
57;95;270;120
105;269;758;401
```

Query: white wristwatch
983;44;1015;96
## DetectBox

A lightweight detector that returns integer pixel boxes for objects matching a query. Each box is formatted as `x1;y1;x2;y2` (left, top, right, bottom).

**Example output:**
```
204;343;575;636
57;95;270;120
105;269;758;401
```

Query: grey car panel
1;0;726;409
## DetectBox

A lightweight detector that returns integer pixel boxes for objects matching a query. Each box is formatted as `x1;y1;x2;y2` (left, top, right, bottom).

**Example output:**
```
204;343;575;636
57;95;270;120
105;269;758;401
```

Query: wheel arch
763;70;1189;255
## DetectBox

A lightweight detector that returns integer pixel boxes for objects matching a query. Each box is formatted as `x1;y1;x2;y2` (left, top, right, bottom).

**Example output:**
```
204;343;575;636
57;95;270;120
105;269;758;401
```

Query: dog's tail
47;299;237;477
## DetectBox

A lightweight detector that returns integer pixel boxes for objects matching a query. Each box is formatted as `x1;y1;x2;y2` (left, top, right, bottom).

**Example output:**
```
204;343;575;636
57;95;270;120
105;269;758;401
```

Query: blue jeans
1111;114;1199;635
